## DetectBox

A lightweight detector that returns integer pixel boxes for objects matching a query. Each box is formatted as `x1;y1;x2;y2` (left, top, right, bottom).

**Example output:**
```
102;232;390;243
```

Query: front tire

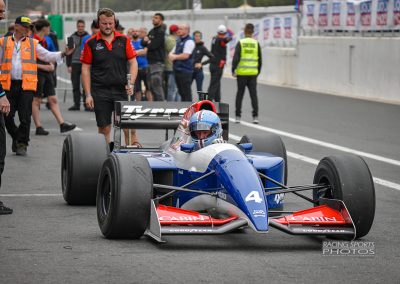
61;133;109;205
97;153;153;239
313;154;375;239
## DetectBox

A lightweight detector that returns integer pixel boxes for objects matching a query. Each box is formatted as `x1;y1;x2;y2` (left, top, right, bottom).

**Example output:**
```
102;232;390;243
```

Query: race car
61;99;375;242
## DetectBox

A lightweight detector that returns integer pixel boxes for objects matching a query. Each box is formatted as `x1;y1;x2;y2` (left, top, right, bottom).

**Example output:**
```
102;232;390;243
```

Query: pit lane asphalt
0;74;399;283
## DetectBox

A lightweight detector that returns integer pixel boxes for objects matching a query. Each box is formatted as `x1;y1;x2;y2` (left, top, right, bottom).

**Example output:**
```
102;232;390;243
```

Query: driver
188;110;225;149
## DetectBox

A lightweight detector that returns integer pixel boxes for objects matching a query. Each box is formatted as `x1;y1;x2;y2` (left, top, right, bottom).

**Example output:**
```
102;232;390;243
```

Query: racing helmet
189;110;222;149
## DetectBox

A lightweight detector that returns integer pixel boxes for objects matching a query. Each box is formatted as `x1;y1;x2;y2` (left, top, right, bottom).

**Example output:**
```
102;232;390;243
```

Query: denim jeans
166;71;180;102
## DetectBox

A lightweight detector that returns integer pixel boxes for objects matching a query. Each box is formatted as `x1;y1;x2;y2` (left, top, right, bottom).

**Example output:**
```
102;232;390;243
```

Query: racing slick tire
97;153;153;239
61;133;109;205
239;133;288;185
313;154;375;239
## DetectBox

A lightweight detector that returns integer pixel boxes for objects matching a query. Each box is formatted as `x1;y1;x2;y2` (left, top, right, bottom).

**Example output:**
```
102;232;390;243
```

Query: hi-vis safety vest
0;36;38;91
236;37;259;76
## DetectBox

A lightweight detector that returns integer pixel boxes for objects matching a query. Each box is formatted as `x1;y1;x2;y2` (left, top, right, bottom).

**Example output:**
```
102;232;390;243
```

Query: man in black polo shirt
141;13;165;101
81;8;139;146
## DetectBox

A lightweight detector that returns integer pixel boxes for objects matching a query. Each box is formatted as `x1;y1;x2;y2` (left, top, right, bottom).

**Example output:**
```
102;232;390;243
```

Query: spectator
164;24;179;101
169;24;195;102
192;30;214;94
141;13;165;101
208;24;232;102
0;16;74;156
81;20;99;51
81;8;139;147
126;27;134;40
232;23;262;124
131;27;152;101
31;19;76;135
0;0;12;215
67;19;89;111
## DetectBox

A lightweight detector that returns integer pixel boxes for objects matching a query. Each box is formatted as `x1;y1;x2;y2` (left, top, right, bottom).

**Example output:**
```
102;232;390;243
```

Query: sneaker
68;105;80;111
60;122;77;133
253;117;259;124
11;139;17;153
36;126;49;136
16;143;27;156
0;201;13;215
235;116;241;124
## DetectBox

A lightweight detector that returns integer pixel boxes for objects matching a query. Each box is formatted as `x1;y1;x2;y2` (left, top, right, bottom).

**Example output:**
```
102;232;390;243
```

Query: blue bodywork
117;145;285;233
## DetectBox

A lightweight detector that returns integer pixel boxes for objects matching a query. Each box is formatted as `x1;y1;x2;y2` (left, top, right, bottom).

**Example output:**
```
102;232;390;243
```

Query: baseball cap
169;24;178;34
15;16;32;28
217;24;227;34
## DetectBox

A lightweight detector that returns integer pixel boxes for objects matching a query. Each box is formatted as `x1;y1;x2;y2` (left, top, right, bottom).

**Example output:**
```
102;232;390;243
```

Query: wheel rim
100;171;112;218
316;175;334;200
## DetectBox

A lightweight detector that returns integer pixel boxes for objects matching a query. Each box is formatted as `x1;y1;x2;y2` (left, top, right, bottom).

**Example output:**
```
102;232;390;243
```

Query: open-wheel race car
61;99;375;242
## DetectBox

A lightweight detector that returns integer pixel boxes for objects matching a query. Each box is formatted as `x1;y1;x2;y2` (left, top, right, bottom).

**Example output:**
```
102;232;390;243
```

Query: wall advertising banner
274;17;282;39
307;3;316;26
332;2;342;26
346;1;356;27
284;17;293;38
263;18;271;41
376;0;389;26
318;2;329;26
394;0;400;25
360;0;372;27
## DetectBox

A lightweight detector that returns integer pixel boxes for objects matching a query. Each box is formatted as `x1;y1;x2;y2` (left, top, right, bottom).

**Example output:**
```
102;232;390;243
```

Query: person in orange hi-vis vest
0;16;74;156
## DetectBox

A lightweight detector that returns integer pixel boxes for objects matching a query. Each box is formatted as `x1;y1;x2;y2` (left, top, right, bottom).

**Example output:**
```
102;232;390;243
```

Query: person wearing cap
141;13;166;101
207;24;232;102
0;0;13;214
169;23;195;102
66;19;89;111
0;15;74;156
232;23;262;124
31;19;76;136
164;24;179;101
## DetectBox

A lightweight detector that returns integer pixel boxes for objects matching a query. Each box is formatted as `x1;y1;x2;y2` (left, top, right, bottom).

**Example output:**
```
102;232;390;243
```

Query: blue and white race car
61;99;375;242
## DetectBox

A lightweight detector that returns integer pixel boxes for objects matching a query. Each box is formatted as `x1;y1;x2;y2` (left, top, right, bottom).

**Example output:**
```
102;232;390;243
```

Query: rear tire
313;154;375;239
61;133;109;205
97;153;153;239
239;133;288;184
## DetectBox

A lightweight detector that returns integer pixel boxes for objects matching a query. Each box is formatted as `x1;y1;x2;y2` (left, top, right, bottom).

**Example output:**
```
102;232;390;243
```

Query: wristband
0;91;5;98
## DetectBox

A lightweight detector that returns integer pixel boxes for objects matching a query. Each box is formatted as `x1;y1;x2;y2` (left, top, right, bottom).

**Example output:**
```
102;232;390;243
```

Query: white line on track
229;133;400;192
0;193;62;197
229;118;400;167
57;76;72;84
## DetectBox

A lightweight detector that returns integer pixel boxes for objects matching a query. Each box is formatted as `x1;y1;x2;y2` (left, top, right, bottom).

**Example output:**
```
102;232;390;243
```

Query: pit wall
261;36;400;104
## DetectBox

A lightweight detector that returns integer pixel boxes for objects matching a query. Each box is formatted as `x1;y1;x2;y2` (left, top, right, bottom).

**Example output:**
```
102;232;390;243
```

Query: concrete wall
260;37;400;104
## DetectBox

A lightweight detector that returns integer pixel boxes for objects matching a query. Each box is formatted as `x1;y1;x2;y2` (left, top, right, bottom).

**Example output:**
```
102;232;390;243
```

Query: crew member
169;24;195;102
81;8;139;146
232;23;262;124
141;13;165;101
207;25;232;102
32;19;76;135
0;16;74;156
67;19;89;111
192;30;214;93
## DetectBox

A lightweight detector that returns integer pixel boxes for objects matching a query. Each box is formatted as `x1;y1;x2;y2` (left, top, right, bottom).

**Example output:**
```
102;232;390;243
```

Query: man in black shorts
32;19;76;135
81;8;139;146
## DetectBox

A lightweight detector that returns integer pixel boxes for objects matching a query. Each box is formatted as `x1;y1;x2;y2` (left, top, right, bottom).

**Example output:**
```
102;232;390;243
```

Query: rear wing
114;101;230;142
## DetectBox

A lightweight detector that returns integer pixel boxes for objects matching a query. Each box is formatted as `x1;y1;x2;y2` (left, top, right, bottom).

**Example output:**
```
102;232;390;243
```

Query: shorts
92;87;127;127
134;68;148;93
34;72;56;98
